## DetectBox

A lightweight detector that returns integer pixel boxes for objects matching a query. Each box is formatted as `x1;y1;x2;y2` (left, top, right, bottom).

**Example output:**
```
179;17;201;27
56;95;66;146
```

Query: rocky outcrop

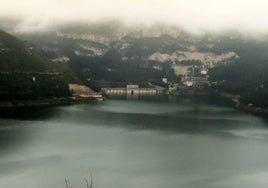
148;51;239;66
69;84;103;100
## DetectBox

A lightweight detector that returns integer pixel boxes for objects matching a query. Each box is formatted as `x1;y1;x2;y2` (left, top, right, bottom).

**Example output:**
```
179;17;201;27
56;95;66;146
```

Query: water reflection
51;96;265;135
0;96;268;188
0;107;56;120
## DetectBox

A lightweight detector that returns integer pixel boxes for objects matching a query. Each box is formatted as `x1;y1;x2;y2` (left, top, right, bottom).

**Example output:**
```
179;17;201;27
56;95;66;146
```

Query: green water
0;95;268;188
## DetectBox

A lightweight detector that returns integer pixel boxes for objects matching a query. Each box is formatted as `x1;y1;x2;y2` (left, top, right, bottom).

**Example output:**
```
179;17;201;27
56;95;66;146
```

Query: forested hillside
0;30;80;100
12;22;268;107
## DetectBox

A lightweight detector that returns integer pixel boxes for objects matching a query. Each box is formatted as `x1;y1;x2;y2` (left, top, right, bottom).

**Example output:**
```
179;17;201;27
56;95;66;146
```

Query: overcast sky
1;0;268;33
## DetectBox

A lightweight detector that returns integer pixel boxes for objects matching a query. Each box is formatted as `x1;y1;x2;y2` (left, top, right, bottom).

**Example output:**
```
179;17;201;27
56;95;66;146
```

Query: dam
101;85;162;96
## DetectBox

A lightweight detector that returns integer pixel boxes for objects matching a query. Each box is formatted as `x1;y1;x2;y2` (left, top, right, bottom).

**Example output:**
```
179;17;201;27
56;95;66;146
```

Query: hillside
15;22;268;107
0;30;63;72
18;23;237;88
0;30;80;101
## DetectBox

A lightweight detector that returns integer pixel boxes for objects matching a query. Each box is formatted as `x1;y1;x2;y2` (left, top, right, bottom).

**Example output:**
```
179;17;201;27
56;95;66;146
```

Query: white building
201;70;208;75
127;85;139;95
183;81;193;87
162;78;168;84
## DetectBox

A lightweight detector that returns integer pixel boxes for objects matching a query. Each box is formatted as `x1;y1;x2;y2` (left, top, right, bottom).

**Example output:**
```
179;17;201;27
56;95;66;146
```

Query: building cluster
162;65;210;92
181;65;209;87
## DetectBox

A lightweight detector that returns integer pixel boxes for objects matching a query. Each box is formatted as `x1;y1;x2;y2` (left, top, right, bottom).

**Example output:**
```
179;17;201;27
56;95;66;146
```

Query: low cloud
1;0;268;33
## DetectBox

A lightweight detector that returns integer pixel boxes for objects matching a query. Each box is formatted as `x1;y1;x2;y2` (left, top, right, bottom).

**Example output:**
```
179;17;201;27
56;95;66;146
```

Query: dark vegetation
61;40;180;86
209;35;268;107
3;25;268;108
0;30;62;72
0;30;79;100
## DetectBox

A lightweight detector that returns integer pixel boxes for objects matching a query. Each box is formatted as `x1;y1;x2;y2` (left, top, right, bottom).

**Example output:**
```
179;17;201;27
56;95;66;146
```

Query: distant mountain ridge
7;21;268;108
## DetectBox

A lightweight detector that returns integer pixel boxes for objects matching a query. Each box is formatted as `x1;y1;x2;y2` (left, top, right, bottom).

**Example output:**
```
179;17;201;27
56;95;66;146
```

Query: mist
0;0;268;33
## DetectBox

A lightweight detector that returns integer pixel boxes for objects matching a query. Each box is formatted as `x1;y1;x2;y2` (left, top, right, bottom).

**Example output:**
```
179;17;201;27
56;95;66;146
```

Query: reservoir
0;95;268;188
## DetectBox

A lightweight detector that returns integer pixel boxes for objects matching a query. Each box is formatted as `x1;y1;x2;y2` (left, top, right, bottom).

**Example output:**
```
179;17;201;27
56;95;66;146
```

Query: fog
0;0;268;33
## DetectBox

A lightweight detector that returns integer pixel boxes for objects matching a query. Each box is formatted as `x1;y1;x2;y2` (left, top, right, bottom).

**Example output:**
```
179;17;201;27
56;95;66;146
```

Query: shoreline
0;96;104;109
170;89;268;116
0;91;267;117
219;92;268;116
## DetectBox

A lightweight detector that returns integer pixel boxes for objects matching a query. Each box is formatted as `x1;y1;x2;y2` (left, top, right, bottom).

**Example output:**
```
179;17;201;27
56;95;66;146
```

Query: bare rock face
68;84;102;98
148;51;239;65
69;84;94;94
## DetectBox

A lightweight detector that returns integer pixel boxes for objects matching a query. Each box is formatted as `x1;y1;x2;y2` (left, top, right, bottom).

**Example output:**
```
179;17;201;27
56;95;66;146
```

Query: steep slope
0;30;79;101
18;23;238;88
209;36;268;107
16;22;268;108
0;30;62;72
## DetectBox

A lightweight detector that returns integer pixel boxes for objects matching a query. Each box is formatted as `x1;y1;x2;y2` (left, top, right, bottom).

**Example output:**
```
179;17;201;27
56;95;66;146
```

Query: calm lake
0;95;268;188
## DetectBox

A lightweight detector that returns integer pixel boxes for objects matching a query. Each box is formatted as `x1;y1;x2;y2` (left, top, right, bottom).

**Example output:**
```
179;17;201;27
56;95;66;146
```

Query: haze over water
0;96;268;188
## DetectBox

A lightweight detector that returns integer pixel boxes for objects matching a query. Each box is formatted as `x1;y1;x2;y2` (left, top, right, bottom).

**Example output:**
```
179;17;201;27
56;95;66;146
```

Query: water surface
0;95;268;188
